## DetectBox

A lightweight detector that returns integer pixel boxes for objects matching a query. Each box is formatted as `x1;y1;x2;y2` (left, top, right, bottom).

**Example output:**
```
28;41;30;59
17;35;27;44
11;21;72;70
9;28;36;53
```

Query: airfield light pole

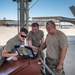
26;0;29;30
13;0;25;30
25;0;32;30
20;0;24;29
12;0;32;31
17;1;20;33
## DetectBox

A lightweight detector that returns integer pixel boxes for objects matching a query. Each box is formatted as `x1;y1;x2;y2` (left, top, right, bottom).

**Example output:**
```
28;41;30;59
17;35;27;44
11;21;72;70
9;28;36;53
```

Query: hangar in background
0;16;75;27
32;16;75;26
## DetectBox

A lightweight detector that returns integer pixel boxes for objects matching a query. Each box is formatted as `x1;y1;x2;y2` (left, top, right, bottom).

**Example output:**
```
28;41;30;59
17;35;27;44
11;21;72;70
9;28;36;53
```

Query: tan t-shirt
0;35;22;60
0;35;22;66
46;30;68;60
27;30;44;47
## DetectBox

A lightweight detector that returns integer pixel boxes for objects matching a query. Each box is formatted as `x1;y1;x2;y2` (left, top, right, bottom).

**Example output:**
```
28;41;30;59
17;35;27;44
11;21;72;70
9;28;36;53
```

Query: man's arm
40;37;44;46
2;49;18;58
27;40;39;50
39;42;46;51
56;48;67;71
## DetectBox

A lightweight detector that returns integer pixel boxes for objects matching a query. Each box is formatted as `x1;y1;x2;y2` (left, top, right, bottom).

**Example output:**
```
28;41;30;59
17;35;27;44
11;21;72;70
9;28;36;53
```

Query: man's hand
39;47;42;51
13;52;18;57
11;52;19;61
56;63;63;71
11;56;18;61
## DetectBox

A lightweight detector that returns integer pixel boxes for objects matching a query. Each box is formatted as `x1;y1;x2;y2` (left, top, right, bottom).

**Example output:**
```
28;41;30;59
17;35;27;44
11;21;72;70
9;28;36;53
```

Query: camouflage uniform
45;57;65;75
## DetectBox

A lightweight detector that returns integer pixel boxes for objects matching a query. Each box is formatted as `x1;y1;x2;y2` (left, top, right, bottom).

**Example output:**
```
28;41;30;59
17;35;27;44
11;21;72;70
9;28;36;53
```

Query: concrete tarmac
64;40;75;75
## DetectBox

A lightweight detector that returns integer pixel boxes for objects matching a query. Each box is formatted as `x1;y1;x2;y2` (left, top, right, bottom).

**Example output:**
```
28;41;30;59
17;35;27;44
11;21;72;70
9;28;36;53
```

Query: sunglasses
46;21;55;26
46;21;52;25
21;34;27;38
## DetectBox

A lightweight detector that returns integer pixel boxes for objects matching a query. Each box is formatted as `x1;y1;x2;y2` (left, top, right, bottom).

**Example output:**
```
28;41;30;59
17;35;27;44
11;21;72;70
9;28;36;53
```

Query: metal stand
40;58;55;75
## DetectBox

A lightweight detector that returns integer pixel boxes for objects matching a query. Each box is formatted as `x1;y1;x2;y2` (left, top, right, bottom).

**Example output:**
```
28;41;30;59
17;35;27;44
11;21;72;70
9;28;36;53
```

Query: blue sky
0;0;75;20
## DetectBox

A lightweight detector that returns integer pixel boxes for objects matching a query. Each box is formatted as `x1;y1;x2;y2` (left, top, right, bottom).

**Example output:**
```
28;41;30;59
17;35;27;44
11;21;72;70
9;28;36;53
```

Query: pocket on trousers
53;68;64;75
